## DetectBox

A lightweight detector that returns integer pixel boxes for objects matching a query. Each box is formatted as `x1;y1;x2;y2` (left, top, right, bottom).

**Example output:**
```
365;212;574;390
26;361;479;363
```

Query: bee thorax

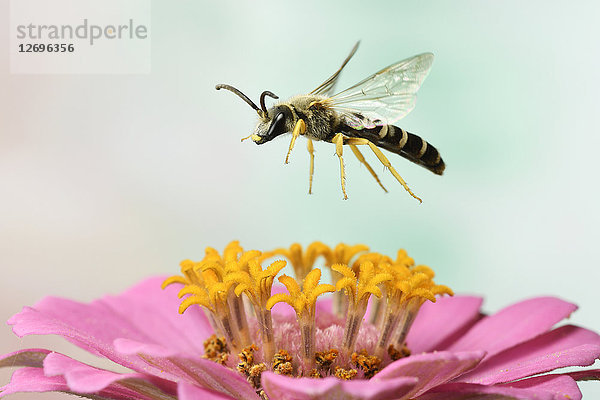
285;95;338;141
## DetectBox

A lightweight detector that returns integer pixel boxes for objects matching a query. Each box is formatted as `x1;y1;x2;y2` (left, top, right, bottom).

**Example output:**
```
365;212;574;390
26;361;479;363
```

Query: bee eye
265;112;287;139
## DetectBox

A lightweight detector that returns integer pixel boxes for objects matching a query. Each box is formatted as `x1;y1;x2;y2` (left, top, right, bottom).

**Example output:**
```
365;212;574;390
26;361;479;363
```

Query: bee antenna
260;91;279;113
215;84;260;112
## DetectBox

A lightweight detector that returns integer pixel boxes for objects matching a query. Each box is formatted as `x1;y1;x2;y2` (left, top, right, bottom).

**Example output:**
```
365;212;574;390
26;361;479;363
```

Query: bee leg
349;144;388;193
285;119;306;164
332;133;348;200
345;137;422;203
307;138;315;194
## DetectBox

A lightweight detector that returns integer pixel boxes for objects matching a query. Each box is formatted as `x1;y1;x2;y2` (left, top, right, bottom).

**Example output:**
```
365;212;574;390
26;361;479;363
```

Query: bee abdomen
344;124;445;175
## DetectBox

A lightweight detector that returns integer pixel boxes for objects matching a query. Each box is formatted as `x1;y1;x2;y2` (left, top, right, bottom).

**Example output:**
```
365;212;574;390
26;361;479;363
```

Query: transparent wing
311;42;360;96
329;52;434;129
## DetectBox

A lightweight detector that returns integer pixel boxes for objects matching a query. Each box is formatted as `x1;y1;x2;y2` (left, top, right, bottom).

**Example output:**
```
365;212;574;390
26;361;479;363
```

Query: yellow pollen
334;366;358;380
309;369;322;378
351;350;382;379
388;344;411;361
237;344;259;375
272;350;294;376
315;349;339;370
202;335;229;365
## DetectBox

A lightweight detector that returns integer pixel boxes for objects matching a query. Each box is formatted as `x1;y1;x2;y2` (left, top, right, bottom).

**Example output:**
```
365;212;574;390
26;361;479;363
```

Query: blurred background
1;0;599;398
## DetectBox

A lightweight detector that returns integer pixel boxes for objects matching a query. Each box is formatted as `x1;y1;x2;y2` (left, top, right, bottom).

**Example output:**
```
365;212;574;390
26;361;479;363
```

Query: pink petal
458;325;600;384
407;296;483;353
505;374;582;400
375;350;485;398
447;297;577;359
261;371;417;400
0;367;161;400
111;348;258;400
114;338;179;358
419;374;580;400
0;368;69;397
162;357;259;400
567;369;600;381
178;382;237;400
9;300;144;366
0;349;51;368
101;276;213;353
43;352;177;395
8;276;212;376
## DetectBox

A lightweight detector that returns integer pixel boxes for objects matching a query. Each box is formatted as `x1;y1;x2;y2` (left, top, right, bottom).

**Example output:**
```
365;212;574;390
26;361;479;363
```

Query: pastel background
1;0;599;398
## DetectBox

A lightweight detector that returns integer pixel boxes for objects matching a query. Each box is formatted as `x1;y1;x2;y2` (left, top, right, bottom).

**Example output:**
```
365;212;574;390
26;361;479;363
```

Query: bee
216;42;444;202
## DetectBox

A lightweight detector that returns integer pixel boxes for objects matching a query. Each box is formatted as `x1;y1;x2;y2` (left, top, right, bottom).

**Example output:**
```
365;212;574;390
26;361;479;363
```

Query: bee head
215;84;283;144
252;105;294;145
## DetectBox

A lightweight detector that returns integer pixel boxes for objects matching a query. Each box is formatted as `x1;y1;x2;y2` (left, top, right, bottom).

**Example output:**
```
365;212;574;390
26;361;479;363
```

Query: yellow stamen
162;242;261;354
395;249;415;268
324;243;370;267
267;269;335;372
324;243;370;316
375;263;453;358
333;261;393;356
271;242;330;282
333;261;392;305
226;257;286;363
350;252;392;272
164;241;454;382
266;269;335;317
349;251;403;326
198;243;264;349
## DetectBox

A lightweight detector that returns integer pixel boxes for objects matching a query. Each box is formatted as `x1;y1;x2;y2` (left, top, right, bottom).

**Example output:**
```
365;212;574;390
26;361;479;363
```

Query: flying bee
216;42;444;202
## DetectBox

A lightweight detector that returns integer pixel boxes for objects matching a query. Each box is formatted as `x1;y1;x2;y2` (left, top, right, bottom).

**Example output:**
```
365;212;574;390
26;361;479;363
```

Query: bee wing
310;42;360;96
328;53;434;129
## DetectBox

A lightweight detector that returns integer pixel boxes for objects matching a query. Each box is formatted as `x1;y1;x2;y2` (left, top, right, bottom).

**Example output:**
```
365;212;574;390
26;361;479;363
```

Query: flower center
163;241;453;392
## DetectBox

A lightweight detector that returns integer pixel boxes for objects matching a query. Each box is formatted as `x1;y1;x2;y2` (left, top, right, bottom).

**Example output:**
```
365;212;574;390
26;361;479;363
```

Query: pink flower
2;276;599;399
1;242;599;399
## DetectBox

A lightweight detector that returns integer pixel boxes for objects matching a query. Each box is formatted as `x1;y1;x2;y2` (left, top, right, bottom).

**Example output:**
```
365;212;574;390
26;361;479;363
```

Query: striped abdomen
341;124;445;175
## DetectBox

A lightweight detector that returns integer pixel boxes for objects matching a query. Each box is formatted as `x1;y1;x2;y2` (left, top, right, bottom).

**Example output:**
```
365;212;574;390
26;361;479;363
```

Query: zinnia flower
1;241;599;400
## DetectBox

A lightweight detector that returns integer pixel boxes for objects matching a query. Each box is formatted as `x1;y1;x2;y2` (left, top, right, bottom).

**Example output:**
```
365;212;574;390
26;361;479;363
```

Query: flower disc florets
163;241;452;393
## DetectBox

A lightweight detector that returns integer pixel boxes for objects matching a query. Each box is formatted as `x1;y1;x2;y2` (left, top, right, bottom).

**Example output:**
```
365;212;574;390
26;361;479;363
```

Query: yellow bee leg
346;137;422;203
307;138;315;194
333;133;348;200
285;119;306;164
349;144;388;193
